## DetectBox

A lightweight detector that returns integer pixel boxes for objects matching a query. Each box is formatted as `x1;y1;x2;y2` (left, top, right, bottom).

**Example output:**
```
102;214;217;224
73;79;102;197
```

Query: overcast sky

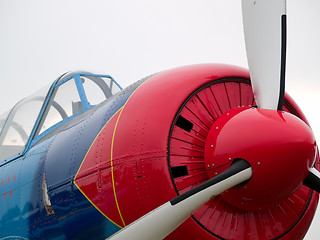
1;0;320;239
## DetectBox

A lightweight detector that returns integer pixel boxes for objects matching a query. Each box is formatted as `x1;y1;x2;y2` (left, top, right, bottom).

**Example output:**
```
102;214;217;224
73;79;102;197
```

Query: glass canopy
0;72;122;162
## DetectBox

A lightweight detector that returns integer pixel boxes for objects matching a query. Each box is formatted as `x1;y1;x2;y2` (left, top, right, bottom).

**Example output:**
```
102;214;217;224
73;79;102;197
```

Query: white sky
0;0;320;239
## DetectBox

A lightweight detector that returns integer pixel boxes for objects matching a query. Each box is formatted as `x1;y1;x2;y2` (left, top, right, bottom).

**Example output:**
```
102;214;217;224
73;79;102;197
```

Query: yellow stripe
74;180;123;228
109;85;143;227
74;83;144;228
74;108;124;229
110;106;126;226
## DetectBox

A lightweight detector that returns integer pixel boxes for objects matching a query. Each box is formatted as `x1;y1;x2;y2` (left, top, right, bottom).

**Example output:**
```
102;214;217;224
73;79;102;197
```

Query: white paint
108;168;252;240
242;0;286;109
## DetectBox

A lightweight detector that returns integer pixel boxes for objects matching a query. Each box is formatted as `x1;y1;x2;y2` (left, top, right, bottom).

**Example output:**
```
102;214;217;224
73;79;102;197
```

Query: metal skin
0;64;318;239
108;164;253;240
204;108;316;211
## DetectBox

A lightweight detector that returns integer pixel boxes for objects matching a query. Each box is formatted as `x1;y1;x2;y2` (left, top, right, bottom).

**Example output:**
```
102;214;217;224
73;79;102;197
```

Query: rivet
216;127;218;130
227;113;229;116
244;186;247;189
212;164;215;167
228;158;232;161
211;145;214;148
207;165;210;168
257;162;261;165
215;172;218;175
221;193;224;196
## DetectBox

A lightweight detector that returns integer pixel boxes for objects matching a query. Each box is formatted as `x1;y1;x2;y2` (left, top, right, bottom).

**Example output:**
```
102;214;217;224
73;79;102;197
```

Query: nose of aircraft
204;107;317;211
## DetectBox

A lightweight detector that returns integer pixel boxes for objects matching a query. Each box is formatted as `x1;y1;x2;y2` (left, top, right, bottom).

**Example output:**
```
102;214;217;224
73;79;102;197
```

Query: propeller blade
303;168;320;193
242;0;287;110
107;160;252;240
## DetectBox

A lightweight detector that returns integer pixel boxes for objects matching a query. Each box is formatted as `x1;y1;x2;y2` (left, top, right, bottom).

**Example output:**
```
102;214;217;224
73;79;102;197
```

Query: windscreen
0;72;122;162
0;85;50;161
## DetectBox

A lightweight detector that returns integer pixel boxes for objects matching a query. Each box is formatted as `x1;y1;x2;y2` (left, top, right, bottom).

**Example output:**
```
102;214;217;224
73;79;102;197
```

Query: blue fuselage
0;81;141;239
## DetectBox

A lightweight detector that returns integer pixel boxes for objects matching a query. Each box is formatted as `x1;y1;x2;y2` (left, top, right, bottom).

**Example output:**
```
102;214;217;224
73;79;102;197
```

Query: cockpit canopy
0;72;122;162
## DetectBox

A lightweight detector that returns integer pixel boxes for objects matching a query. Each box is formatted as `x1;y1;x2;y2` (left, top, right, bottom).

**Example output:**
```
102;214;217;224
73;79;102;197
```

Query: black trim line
272;190;314;240
190;190;314;240
170;159;251;206
167;78;251;195
283;99;299;116
303;172;320;193
278;14;287;111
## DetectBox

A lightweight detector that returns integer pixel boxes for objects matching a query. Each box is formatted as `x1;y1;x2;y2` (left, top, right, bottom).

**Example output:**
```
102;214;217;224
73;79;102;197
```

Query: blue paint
0;137;60;238
23;77;61;157
29;72;123;150
24;72;122;155
44;89;133;238
0;73;144;239
74;74;91;110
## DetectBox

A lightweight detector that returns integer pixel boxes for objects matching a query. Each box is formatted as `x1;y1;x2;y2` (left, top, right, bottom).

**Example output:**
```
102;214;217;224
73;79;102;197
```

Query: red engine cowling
75;64;318;240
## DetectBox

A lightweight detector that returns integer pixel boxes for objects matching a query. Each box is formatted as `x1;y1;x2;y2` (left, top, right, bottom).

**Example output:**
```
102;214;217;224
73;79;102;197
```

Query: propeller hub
205;108;317;211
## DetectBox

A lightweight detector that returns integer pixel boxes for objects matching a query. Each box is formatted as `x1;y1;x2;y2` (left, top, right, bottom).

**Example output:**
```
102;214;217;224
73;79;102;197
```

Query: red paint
75;110;125;228
205;108;316;210
73;64;318;239
167;72;319;239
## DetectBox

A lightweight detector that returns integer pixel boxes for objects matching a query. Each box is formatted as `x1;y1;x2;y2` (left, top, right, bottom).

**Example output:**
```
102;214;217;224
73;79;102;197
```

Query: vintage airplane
1;0;320;239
